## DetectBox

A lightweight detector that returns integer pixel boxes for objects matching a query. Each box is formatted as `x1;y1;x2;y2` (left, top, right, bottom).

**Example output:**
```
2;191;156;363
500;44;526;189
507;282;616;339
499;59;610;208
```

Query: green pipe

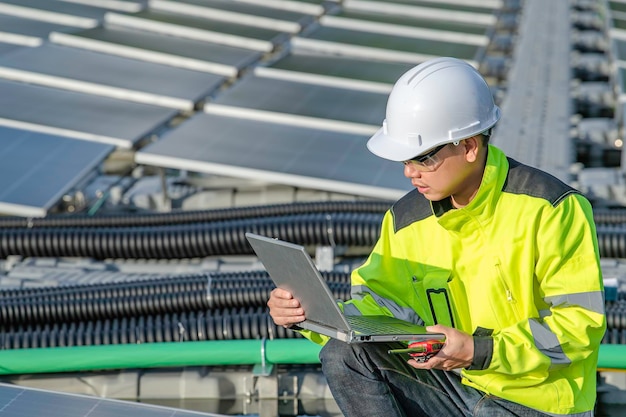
0;341;623;375
597;344;626;369
0;339;322;375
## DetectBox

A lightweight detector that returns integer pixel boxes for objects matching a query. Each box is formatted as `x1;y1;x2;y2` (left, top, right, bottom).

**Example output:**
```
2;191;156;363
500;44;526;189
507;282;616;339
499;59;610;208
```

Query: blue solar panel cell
0;126;113;217
0;383;224;417
135;113;411;200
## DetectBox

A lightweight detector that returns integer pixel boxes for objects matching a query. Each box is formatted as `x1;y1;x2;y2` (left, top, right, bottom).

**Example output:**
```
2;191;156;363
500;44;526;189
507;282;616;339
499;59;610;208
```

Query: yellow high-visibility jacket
302;145;606;416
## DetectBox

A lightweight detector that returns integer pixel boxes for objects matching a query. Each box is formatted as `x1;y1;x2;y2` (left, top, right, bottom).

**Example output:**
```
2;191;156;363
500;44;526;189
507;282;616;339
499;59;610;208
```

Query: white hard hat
367;57;501;161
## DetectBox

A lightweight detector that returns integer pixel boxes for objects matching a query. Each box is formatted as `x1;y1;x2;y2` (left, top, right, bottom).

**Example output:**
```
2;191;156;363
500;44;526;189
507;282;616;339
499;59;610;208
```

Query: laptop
245;232;445;344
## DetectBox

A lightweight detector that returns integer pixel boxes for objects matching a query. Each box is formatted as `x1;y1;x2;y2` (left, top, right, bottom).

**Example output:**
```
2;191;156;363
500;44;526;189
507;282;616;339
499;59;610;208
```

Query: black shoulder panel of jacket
504;158;581;206
389;159;581;233
391;189;433;233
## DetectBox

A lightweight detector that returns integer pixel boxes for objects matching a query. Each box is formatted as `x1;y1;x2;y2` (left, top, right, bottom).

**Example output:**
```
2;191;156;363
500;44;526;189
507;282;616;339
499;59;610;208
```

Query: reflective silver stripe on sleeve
538;309;551;319
529;319;571;370
342;303;361;316
351;285;424;324
543;410;593;417
544;291;605;315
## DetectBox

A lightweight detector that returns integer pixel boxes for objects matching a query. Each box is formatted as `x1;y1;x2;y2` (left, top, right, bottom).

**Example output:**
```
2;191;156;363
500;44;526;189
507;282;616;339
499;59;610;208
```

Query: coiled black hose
596;229;626;258
5;205;626;261
4;218;626;260
0;272;352;326
603;328;626;345
0;213;382;259
2;273;623;348
0;200;392;229
0;307;301;349
601;296;626;344
605;299;626;329
9;199;621;230
6;294;621;348
594;209;626;225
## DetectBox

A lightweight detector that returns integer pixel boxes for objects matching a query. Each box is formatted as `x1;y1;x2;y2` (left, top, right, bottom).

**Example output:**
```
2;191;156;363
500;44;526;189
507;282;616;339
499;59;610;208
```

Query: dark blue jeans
319;339;551;417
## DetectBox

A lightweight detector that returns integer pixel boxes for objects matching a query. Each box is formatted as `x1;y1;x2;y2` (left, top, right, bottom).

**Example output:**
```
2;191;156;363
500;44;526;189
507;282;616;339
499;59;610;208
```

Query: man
267;57;606;416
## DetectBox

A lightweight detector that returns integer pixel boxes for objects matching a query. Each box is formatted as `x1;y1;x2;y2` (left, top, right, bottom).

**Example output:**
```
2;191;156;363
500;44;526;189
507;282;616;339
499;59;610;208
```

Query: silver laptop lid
245;232;351;331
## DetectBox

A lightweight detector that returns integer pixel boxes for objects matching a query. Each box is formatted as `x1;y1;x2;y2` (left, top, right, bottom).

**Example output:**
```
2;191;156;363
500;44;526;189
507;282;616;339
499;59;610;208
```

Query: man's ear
464;136;481;163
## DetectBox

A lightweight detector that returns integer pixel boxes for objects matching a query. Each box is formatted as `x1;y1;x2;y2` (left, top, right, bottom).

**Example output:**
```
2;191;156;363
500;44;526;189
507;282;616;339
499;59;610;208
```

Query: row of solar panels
0;0;503;217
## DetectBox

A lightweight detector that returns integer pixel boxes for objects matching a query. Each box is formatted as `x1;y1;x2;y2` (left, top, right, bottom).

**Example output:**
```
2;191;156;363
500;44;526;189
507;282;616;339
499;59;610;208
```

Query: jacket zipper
494;259;523;322
495;260;514;303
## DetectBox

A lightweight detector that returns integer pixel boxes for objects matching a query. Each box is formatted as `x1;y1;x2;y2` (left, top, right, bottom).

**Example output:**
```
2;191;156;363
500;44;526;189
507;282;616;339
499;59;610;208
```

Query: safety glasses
402;143;448;172
402;140;462;172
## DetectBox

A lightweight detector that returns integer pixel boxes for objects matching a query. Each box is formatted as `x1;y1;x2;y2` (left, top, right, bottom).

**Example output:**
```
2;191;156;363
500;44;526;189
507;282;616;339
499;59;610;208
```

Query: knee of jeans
319;339;378;367
319;339;361;379
319;339;367;366
320;339;349;364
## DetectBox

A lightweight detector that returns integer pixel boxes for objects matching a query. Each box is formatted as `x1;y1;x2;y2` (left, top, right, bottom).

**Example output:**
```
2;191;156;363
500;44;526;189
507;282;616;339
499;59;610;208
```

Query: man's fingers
267;287;305;326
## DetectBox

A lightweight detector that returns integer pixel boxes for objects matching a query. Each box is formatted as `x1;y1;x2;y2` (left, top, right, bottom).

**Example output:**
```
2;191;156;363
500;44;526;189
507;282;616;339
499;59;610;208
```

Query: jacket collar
432;145;508;232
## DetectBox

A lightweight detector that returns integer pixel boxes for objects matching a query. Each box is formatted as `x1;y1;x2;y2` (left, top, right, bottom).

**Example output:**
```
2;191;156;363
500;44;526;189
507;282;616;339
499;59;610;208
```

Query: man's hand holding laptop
267;287;305;328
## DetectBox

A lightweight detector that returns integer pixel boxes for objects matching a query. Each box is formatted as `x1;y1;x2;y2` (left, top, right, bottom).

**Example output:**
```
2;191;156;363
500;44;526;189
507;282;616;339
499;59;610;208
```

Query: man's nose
404;163;422;178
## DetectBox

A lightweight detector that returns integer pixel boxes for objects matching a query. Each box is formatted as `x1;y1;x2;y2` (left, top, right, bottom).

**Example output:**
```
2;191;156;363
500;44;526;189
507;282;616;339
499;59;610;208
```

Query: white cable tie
177;322;186;342
205;273;213;308
325;214;336;247
260;337;267;370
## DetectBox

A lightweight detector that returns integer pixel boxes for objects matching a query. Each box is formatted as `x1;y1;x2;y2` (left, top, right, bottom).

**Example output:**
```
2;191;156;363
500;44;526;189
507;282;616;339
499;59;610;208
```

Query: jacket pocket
410;267;458;327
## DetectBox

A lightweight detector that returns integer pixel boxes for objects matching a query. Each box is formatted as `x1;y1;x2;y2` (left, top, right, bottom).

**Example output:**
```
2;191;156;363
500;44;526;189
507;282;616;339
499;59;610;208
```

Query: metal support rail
493;0;574;183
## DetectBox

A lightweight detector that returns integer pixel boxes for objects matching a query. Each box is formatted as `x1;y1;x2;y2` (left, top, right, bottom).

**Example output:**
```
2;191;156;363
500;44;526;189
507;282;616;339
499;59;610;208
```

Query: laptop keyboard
346;315;412;334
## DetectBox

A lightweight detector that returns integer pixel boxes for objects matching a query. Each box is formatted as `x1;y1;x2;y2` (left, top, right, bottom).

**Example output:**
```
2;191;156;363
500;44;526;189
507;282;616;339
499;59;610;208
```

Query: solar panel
204;73;387;134
49;25;261;77
149;0;315;34
345;0;500;15
320;12;488;46
613;37;626;64
0;126;113;217
135;113;411;200
0;79;178;148
0;0;109;17
0;0;105;28
0;43;22;56
333;8;490;34
298;25;480;63
0;44;226;111
218;0;329;15
0;383;223;417
0;14;81;39
612;14;626;31
257;51;412;93
104;10;290;52
56;0;144;13
342;0;498;25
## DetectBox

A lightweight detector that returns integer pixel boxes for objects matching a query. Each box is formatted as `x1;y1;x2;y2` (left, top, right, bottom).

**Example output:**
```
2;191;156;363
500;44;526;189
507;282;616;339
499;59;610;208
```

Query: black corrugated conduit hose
0;272;351;326
604;296;626;344
2;201;620;230
3;284;623;348
2;215;626;259
0;212;383;259
0;201;393;228
593;208;626;225
0;307;301;349
4;295;620;349
595;226;626;258
2;201;625;260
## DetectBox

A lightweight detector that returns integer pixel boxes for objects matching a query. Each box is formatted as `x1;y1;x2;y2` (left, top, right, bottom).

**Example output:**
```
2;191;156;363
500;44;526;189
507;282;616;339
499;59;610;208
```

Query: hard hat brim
367;127;429;162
